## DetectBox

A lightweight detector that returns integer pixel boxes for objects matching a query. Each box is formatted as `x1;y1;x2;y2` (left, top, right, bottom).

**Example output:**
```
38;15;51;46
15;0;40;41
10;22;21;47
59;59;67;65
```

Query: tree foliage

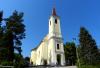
0;10;25;63
78;27;100;65
24;57;30;67
64;42;77;65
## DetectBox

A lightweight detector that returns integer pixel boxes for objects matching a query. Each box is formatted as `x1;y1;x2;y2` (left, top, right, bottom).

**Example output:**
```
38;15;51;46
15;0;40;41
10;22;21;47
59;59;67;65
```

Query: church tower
48;8;65;65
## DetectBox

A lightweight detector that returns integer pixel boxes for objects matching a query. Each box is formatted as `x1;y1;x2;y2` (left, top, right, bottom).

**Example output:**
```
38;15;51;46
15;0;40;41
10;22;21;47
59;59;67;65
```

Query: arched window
57;44;59;49
55;19;57;24
50;21;51;25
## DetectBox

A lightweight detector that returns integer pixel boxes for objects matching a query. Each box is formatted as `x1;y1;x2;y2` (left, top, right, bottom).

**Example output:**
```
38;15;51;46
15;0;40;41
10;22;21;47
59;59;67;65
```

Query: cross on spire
52;8;56;16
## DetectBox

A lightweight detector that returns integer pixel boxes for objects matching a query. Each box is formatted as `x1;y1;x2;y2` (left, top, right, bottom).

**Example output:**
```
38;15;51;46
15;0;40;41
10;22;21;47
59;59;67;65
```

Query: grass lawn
78;65;100;68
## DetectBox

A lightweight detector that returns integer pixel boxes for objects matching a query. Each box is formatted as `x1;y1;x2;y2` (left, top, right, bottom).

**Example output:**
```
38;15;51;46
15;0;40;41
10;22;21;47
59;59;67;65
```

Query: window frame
57;44;60;50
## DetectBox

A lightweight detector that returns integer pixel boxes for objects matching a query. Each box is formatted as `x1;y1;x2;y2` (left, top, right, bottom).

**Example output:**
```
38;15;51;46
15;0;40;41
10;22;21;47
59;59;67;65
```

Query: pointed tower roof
52;8;56;16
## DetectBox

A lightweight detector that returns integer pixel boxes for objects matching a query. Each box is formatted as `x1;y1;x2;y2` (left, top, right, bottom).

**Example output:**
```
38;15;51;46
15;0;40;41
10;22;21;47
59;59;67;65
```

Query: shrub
0;61;13;66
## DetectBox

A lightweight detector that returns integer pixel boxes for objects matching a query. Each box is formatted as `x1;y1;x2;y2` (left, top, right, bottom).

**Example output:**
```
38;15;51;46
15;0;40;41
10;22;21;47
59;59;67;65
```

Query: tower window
57;44;59;49
50;21;51;25
55;19;57;24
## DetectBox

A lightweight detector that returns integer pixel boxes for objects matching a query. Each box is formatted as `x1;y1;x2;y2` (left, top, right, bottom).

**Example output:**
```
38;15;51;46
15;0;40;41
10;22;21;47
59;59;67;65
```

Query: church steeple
49;8;62;38
52;8;56;16
48;8;65;66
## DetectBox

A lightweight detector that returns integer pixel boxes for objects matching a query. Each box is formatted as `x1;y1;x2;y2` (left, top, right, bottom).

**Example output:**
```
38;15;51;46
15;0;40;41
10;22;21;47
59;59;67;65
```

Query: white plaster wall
49;16;55;34
49;16;62;38
36;43;42;65
48;38;57;65
30;50;37;65
42;40;48;60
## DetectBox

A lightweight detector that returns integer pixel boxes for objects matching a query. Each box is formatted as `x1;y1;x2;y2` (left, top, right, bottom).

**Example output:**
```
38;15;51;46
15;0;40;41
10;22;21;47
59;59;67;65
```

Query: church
30;8;65;66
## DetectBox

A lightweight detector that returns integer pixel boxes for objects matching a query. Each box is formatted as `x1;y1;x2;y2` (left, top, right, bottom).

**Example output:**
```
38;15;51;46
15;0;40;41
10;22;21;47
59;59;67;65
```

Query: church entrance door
57;54;61;65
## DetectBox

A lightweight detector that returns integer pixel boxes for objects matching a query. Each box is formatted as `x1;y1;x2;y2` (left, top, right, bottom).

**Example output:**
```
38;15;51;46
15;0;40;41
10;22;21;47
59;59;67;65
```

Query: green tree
0;11;3;46
0;11;3;24
24;57;30;67
0;11;3;43
64;42;77;65
78;27;100;65
0;11;7;63
4;10;25;61
0;10;25;63
14;53;24;68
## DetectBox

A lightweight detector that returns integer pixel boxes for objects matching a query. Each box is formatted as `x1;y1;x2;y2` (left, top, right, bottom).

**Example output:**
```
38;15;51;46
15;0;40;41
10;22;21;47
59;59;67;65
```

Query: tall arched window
57;44;59;49
55;19;57;24
50;21;51;25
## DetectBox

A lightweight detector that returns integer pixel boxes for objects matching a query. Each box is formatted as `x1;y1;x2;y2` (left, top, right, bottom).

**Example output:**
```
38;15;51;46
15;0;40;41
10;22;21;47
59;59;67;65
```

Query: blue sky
0;0;100;57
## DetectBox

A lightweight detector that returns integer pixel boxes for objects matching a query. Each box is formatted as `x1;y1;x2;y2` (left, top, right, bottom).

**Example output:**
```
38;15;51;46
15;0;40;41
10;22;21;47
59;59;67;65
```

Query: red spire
52;8;56;16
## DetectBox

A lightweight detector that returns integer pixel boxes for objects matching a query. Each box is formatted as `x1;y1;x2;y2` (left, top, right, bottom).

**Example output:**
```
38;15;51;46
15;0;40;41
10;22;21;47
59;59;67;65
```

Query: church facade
30;8;65;66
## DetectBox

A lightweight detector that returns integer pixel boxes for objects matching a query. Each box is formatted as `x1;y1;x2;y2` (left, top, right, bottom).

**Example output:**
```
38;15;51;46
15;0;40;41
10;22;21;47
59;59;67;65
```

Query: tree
64;42;77;65
0;10;25;63
0;11;3;46
14;53;24;68
78;27;100;65
0;11;7;63
4;10;25;61
24;57;30;67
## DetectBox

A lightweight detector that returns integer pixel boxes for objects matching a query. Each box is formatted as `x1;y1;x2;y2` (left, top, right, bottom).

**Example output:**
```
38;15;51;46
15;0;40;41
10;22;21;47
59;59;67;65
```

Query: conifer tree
78;27;100;65
0;10;25;63
4;10;25;61
0;11;3;41
0;11;10;63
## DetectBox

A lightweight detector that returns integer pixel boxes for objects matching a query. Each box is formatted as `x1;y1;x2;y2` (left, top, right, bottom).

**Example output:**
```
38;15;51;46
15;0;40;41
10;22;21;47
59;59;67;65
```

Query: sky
0;0;100;57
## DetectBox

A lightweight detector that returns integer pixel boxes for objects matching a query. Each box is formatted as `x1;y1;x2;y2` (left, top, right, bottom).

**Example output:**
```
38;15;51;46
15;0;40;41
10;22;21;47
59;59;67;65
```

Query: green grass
78;65;100;68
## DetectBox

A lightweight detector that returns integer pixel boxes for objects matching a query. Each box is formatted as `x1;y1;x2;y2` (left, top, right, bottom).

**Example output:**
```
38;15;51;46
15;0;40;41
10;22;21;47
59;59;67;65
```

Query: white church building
30;8;65;66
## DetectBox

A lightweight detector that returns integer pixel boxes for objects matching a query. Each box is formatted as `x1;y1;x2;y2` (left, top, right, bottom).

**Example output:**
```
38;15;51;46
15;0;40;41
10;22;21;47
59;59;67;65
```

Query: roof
31;34;48;51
